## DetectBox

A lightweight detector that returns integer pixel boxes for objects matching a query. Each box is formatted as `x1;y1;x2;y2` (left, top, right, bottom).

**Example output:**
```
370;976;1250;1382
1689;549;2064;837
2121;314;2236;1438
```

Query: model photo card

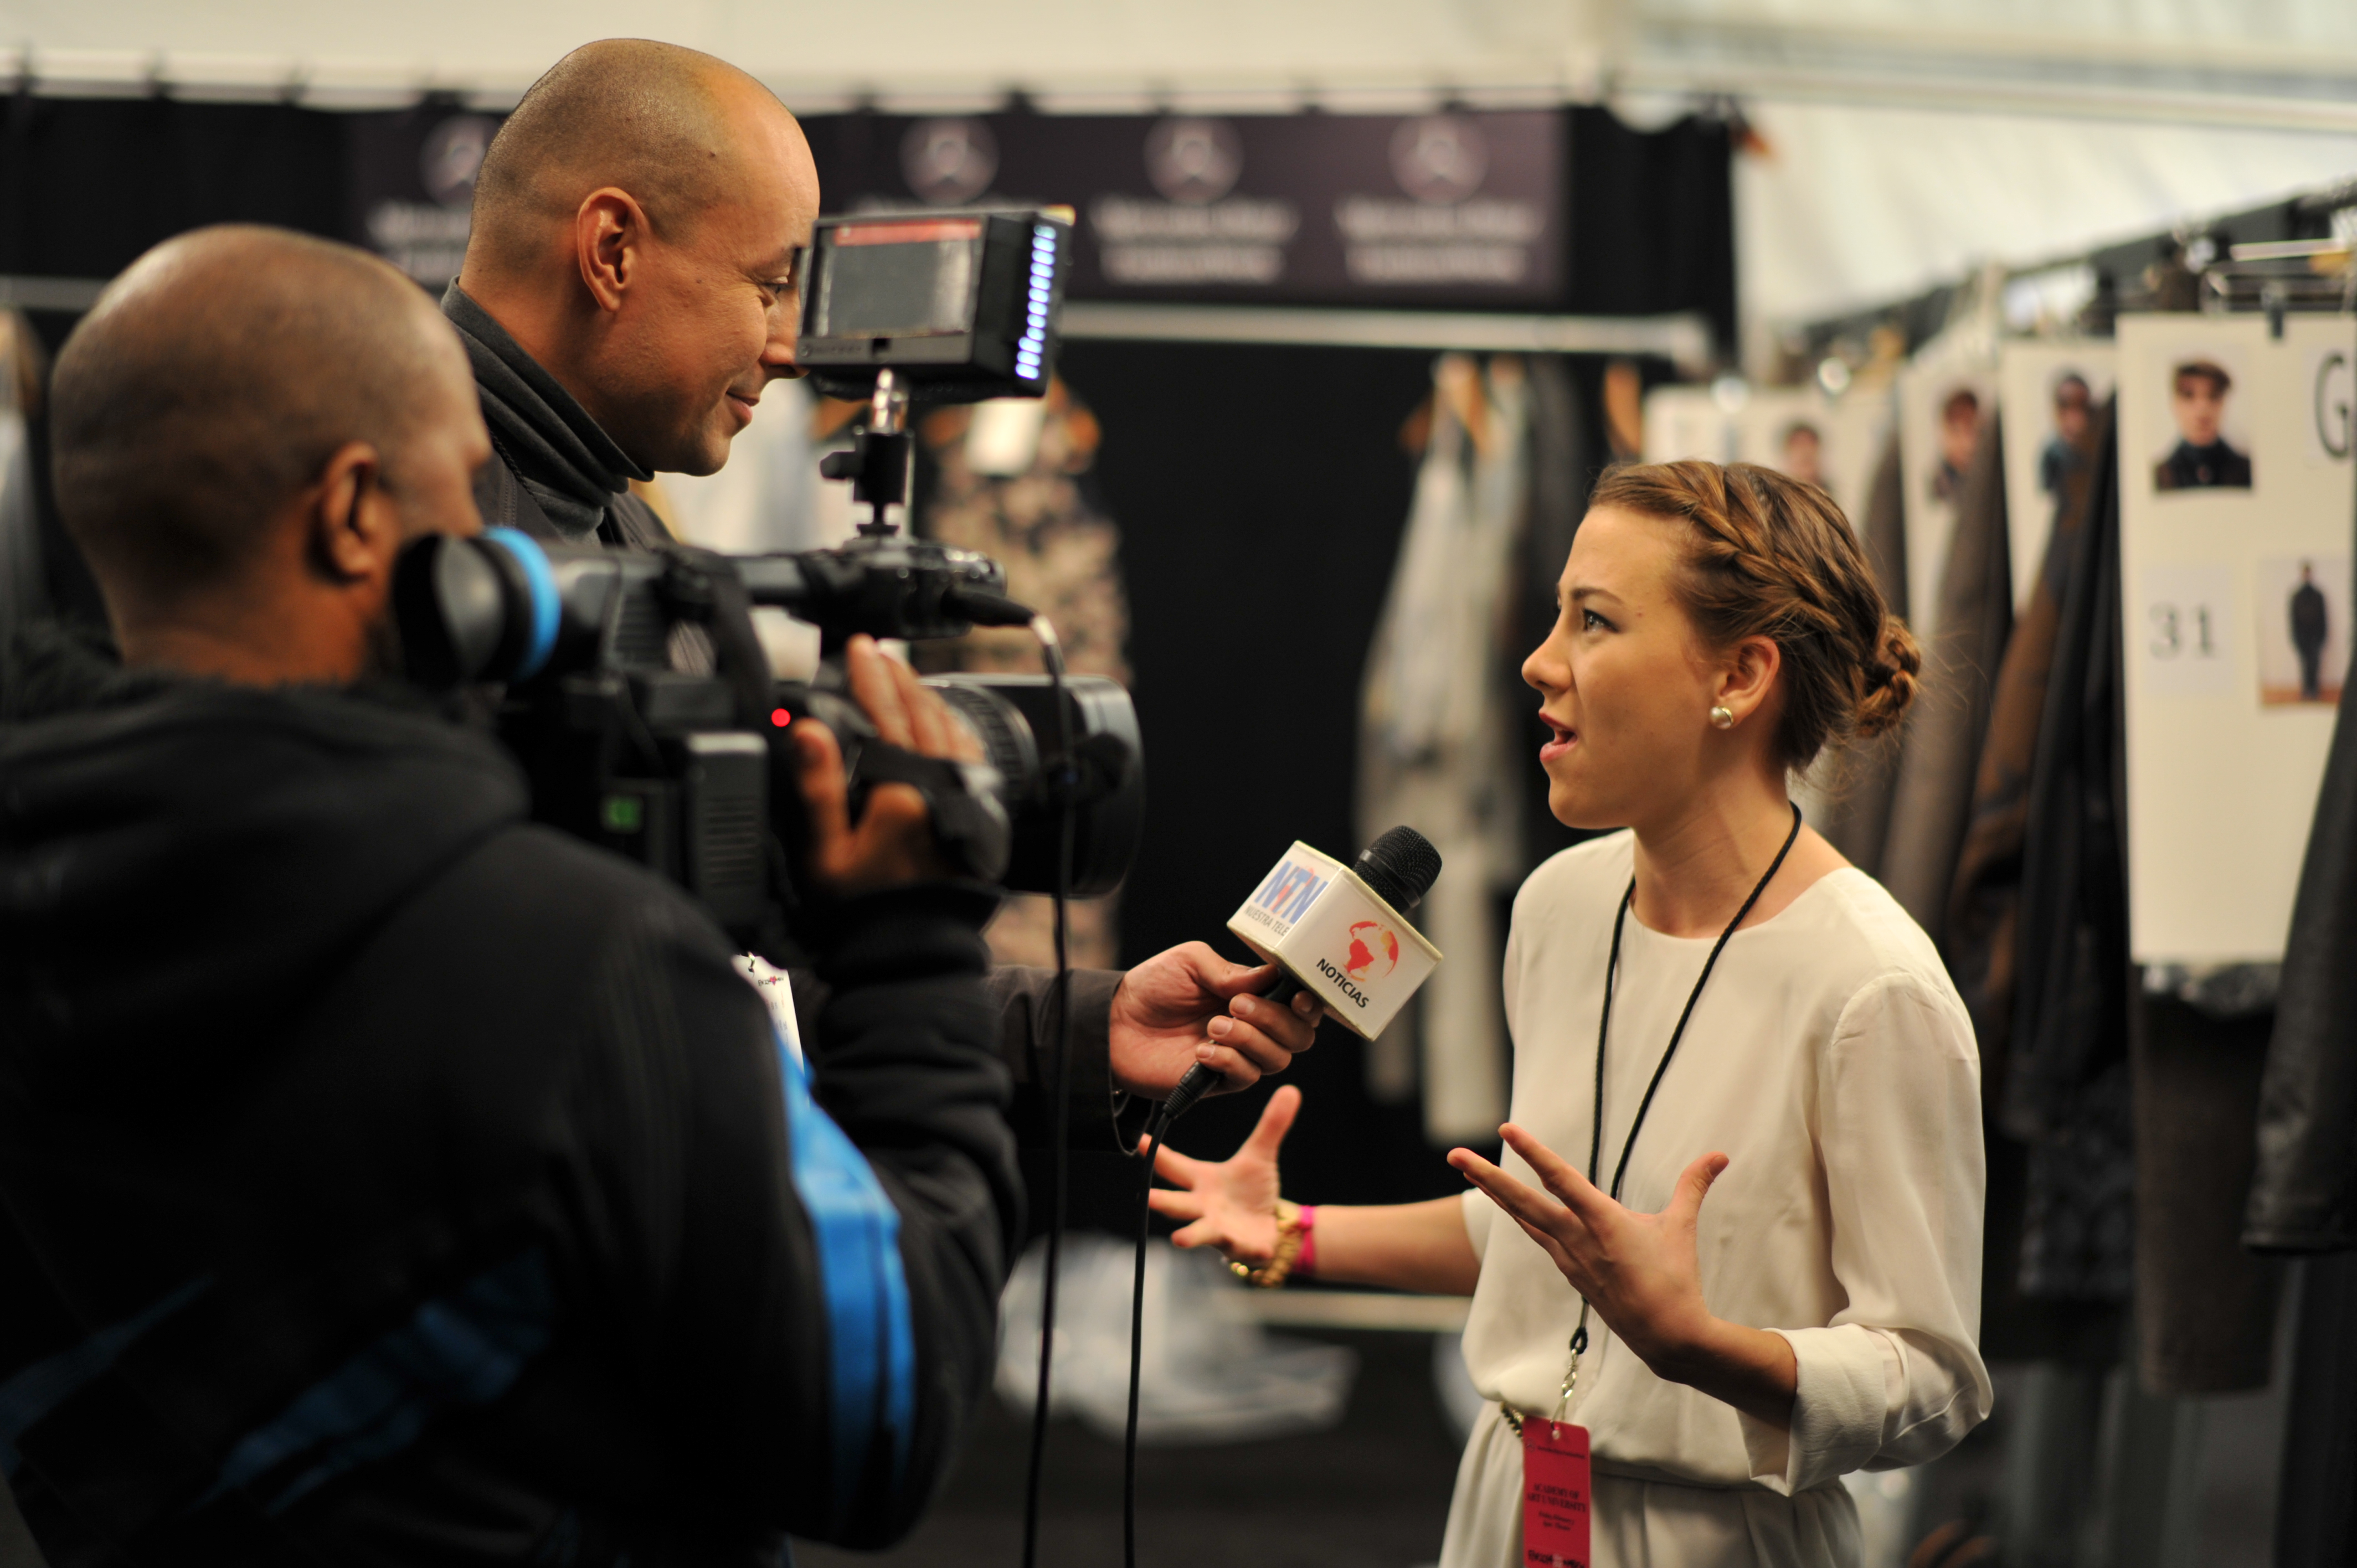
1998;342;2116;613
2117;314;2357;964
1897;349;1997;641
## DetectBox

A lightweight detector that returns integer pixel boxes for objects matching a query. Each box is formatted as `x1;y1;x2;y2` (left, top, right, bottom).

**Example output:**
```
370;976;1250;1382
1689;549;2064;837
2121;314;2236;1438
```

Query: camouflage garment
917;379;1131;969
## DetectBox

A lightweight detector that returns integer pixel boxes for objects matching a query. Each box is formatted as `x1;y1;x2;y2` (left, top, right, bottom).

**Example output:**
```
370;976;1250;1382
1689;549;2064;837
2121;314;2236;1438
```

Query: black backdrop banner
0;95;1734;345
802;106;1735;338
806;110;1567;310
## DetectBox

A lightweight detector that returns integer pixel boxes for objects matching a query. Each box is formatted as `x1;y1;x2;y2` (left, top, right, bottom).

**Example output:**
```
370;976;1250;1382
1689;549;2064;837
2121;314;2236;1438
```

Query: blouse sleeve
1738;972;1994;1495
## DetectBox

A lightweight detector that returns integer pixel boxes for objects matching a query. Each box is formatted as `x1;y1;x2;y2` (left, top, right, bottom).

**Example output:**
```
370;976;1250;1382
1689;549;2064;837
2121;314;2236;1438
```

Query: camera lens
924;674;1145;897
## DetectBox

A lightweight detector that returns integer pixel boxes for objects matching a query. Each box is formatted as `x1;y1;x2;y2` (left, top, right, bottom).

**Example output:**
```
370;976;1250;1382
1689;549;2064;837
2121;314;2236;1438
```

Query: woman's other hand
1451;1124;1795;1427
1140;1085;1300;1265
1450;1124;1723;1370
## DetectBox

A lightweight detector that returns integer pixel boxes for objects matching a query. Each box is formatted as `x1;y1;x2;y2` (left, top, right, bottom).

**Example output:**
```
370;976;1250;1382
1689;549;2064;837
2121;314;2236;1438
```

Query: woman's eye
1581;608;1610;632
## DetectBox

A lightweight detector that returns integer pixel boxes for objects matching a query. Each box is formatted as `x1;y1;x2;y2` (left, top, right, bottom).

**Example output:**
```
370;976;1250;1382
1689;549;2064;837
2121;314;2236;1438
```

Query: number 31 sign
2140;563;2237;697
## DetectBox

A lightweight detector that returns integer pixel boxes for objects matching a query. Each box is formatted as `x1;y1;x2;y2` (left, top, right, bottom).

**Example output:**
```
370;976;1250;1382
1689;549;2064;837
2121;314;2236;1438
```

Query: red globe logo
1345;921;1401;982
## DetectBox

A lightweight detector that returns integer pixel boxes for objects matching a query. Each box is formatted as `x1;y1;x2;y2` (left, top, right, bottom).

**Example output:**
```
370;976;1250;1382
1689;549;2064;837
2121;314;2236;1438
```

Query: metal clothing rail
1060;301;1715;371
0;276;107;312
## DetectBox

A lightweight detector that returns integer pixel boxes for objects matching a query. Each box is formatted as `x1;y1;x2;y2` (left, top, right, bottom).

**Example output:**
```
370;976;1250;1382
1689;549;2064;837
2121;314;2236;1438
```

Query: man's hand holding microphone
791;635;1322;1086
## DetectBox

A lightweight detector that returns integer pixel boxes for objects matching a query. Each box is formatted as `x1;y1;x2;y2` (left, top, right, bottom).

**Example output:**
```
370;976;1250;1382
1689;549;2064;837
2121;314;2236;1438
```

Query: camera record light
795;208;1072;403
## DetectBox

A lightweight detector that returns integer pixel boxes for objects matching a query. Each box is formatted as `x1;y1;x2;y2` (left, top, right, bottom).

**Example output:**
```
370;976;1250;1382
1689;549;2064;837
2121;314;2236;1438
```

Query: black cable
1123;1103;1170;1568
1019;619;1076;1568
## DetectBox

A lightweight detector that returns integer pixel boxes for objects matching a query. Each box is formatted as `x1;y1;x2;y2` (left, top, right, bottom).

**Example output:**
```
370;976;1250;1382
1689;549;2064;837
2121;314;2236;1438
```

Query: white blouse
1441;832;1991;1568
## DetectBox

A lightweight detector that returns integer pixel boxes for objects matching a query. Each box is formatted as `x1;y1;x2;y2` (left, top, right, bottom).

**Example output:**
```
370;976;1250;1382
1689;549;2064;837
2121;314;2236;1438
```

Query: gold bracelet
1229;1202;1305;1288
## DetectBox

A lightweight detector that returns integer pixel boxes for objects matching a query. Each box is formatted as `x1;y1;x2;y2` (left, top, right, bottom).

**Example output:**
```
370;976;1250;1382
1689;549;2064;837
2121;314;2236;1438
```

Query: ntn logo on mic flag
1227;840;1441;1041
1241;856;1331;936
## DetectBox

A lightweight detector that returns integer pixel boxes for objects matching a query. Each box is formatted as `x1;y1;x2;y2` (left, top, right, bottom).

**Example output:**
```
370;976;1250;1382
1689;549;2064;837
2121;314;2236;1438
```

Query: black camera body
392;528;1144;946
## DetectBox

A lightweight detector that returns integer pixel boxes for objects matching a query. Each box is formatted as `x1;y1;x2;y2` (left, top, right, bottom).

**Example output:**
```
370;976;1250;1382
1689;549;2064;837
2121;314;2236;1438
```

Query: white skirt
1439;1405;1863;1568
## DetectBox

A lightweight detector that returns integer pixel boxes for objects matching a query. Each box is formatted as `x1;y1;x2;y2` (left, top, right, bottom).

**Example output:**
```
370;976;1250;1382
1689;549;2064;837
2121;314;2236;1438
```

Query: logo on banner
902;118;998;205
364;111;495;287
1391;115;1488;205
420;115;496;207
1335;113;1541;287
1344;920;1401;982
1145;117;1243;205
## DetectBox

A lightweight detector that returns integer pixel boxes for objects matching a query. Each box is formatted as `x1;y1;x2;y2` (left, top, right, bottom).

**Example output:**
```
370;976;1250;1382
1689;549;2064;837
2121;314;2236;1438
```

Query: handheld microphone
1159;826;1444;1122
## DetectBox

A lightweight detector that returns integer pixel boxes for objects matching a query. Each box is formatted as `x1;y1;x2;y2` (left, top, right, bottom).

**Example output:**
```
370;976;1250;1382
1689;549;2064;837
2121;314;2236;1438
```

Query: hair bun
1854;615;1922;739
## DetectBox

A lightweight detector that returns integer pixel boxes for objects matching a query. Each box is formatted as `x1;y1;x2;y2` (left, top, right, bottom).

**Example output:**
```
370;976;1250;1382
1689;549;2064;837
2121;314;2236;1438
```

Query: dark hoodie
0;631;1020;1566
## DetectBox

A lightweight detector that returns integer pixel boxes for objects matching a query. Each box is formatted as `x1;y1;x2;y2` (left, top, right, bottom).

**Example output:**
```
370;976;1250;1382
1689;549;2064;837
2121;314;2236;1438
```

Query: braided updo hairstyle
1586;459;1921;773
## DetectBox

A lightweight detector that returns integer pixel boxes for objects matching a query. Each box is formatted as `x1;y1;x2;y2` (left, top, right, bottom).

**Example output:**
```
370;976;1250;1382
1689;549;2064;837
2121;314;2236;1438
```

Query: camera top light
795;207;1072;405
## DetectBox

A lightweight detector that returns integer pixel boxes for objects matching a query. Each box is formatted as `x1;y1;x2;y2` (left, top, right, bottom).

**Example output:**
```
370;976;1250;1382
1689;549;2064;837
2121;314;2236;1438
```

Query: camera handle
817;369;915;537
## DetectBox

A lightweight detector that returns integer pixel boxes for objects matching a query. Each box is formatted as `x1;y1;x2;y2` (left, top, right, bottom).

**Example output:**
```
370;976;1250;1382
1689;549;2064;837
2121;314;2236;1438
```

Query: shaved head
54;226;470;604
457;39;817;475
470;39;798;277
52;226;488;683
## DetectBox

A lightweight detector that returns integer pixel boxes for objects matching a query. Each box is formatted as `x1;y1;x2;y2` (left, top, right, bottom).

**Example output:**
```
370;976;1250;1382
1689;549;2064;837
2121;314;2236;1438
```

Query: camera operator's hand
793;636;985;897
1108;943;1321;1097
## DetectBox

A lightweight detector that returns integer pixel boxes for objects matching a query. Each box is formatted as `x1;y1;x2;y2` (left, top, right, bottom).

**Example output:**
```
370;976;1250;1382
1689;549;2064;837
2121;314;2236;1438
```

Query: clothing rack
1060;302;1711;372
1794;179;2357;365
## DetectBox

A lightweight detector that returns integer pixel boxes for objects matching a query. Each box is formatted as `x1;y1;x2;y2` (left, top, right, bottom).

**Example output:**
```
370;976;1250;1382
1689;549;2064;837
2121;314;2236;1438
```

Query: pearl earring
1710;705;1735;730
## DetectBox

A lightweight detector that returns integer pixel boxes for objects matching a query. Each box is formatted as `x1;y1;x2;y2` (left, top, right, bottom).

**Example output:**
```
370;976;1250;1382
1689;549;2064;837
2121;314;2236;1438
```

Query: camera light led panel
797;208;1071;400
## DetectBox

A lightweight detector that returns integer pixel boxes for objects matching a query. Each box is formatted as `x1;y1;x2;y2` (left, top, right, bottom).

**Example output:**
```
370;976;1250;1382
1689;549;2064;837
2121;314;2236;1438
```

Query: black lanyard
1567;801;1803;1363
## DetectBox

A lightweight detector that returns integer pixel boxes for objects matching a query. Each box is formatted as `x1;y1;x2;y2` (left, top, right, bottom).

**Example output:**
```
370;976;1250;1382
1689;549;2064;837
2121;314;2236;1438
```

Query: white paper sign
1229;840;1442;1040
2117;314;2357;963
2137;564;2237;696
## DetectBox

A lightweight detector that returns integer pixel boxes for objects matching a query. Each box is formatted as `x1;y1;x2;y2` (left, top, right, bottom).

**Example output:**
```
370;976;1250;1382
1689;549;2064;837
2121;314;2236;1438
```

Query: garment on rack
0;311;70;648
1358;355;1527;1142
1946;402;2121;1356
2274;1252;2357;1568
2246;612;2357;1254
1877;409;2011;948
1818;430;1907;878
1515;358;1594;874
2130;989;2279;1394
916;380;1130;971
2006;399;2133;1302
1948;404;2104;1111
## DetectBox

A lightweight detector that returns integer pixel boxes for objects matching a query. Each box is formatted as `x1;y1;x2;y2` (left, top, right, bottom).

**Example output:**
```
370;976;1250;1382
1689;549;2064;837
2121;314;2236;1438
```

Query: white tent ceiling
1;0;2350;327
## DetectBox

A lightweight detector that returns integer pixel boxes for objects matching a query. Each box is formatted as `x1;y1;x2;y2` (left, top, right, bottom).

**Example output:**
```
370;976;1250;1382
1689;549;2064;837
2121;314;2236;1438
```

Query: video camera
391;207;1144;947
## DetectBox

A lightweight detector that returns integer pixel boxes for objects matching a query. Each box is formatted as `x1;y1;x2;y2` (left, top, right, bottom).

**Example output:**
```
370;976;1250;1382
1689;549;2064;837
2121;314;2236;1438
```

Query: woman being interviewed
1155;460;1990;1566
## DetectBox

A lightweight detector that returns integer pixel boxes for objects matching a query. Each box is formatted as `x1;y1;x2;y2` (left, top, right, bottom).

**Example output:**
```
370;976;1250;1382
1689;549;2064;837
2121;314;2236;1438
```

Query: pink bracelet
1295;1205;1318;1278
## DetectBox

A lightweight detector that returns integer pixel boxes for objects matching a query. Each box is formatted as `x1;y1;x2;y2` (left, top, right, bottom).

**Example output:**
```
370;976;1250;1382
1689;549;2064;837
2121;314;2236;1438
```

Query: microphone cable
1122;1097;1177;1568
1019;612;1075;1568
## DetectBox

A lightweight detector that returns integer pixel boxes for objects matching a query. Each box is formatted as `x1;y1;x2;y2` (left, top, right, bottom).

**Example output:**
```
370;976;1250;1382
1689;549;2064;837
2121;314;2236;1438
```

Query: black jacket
439;283;1130;1149
2152;437;2252;491
0;632;1022;1565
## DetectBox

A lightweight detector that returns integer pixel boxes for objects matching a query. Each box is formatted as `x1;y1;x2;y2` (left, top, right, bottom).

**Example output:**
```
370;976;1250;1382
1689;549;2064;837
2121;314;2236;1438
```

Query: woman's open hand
1449;1124;1725;1375
1140;1085;1300;1266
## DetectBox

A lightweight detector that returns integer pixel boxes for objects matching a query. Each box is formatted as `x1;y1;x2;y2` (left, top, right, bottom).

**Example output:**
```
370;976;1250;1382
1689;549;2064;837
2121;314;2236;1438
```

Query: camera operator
0;226;1015;1563
442;38;1319;1137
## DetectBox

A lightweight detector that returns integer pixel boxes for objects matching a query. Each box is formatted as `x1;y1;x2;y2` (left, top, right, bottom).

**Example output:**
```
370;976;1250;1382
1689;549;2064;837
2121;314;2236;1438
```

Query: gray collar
440;283;652;541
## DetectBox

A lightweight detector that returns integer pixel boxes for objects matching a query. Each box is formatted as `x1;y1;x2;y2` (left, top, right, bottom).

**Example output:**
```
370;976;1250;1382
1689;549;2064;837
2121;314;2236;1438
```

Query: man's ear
309;441;399;586
575;188;650;313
